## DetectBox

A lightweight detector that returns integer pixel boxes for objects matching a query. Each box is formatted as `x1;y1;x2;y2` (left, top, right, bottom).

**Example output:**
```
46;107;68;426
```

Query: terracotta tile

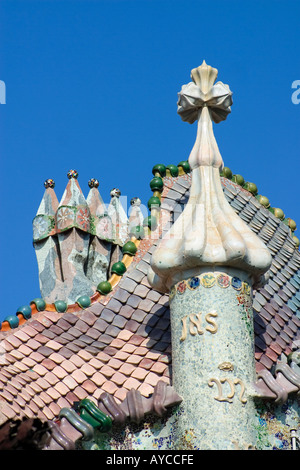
62;313;79;325
96;352;111;364
138;299;155;312
123;377;141;390
132;309;148;322
146;290;161;302
101;365;115;378
9;350;25;361
106;325;121;338
22;325;38;337
86;328;101;340
39;391;52;405
47;387;61;400
49;324;64;336
73;386;87;400
134;347;148;356
126;320;140;333
75;319;90;334
32;395;45;408
151;362;167;374
5;335;22;348
91;372;106;387
114;288;130;304
37;346;53;357
34;333;49;345
45;340;63;351
0;403;15;419
60;360;77;373
144;372;161;387
18;344;32;356
108;358;123;370
40;329;56;340
114;351;130;361
100;308;115;323
131;368;149;380
29;320;45;333
71;369;88;384
89;357;103;370
77;350;93;361
119;363;135;376
81;363;96;377
41;358;56;370
28;400;39;415
10;378;23;391
110;338;125;349
82;380;97;394
103;346;118;356
54;381;69;396
62;375;78;390
114;387;128;403
119;305;134;319
128;335;144;346
44;371;60;386
81;311;97;326
134;285;150;298
145;351;161;360
13;361;29;372
69;354;85;368
111;372;127;386
49;401;61;417
122;343;136;354
36;377;50;390
126;355;143;365
57;397;71;409
30;351;45;363
19;388;32;403
42;406;55;420
65;391;80;405
52;365;68;379
13;330;30;342
107;299;122;313
43;311;61;323
101;381;118;395
49;352;65;364
33;364;48;376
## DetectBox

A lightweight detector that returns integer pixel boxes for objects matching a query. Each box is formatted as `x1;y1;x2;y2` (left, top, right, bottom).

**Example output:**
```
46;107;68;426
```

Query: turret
148;61;272;450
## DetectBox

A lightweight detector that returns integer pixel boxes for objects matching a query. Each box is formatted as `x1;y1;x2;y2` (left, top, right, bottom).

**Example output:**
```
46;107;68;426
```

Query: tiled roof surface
0;172;299;427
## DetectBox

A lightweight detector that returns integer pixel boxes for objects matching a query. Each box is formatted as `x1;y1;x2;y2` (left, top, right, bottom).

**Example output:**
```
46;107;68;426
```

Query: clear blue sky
0;0;299;322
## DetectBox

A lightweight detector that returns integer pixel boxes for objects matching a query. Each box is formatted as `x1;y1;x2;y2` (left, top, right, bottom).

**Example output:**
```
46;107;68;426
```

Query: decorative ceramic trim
44;380;182;450
169;273;252;299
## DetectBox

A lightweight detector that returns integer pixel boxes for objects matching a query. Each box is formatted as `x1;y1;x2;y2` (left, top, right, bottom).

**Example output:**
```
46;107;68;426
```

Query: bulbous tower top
148;61;272;293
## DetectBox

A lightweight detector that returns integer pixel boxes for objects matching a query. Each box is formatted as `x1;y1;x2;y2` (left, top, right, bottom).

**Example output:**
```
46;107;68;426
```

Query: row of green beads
147;161;190;232
221;166;299;247
96;240;138;295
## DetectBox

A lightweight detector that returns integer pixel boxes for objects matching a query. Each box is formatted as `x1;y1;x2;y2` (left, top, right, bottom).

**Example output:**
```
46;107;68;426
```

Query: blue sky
0;0;299;322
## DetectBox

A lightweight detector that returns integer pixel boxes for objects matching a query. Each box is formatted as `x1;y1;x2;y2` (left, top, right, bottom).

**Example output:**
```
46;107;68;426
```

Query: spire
86;178;112;286
107;188;128;246
86;178;113;241
33;179;65;302
33;178;58;242
128;197;144;233
148;61;272;293
56;170;93;303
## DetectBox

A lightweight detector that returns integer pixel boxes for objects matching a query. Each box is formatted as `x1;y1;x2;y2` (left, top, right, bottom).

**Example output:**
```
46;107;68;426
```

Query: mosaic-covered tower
148;61;272;450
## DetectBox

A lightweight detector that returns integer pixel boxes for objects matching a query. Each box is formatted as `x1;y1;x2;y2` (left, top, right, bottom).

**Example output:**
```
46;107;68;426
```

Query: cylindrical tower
148;62;272;450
